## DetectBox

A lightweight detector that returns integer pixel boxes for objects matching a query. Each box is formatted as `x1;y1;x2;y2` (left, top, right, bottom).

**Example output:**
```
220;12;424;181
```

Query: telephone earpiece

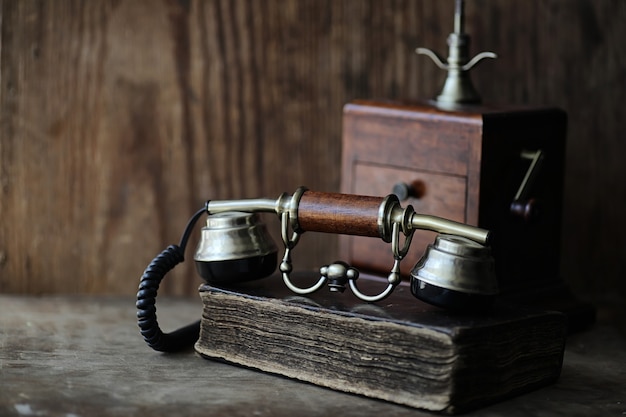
410;234;497;311
137;187;496;352
194;212;277;285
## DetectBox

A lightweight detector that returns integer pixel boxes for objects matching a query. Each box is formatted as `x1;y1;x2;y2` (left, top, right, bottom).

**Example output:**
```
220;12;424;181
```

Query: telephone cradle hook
279;210;411;303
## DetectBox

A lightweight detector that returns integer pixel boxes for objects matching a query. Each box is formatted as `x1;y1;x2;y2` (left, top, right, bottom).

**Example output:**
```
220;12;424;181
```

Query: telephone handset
137;187;496;352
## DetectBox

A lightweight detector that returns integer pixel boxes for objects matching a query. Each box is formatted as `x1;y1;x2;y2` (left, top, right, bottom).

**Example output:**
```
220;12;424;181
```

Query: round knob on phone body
510;198;541;222
392;180;426;201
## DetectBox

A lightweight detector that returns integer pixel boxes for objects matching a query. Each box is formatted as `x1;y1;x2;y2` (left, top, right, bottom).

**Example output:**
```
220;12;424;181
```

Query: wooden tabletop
1;295;624;416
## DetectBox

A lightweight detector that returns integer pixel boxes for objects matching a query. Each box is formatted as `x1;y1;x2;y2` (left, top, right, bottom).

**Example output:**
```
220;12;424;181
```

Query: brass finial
417;0;496;106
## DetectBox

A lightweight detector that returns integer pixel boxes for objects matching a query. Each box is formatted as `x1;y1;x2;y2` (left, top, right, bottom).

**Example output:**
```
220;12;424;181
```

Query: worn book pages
195;274;566;414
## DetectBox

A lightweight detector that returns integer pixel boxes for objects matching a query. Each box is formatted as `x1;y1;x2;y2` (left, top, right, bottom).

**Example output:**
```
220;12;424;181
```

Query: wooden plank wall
1;1;624;310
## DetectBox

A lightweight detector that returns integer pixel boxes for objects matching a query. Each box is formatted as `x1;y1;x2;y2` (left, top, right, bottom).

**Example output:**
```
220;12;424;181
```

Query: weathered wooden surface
1;294;625;416
0;1;625;311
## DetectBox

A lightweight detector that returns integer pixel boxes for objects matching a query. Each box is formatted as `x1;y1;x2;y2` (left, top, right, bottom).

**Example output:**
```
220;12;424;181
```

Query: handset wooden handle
297;191;384;237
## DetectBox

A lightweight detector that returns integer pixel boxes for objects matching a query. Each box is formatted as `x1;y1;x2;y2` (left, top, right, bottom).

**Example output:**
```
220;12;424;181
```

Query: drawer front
346;163;467;277
342;107;478;178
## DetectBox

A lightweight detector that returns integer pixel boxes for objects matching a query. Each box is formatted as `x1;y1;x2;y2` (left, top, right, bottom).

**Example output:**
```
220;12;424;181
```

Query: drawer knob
392;180;426;201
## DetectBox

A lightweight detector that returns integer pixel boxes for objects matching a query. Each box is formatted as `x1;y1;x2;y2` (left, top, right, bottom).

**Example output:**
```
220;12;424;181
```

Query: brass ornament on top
416;0;497;107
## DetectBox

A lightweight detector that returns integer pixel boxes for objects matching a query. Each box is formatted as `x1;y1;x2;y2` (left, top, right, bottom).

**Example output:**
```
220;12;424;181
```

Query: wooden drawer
341;104;479;177
349;162;466;276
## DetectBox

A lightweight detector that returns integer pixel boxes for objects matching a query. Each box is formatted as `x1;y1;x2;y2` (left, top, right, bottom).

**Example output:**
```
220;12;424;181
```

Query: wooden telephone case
339;99;583;313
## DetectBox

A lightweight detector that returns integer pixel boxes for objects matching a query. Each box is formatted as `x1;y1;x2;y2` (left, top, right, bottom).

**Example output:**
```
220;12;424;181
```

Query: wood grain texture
0;0;625;309
298;191;383;237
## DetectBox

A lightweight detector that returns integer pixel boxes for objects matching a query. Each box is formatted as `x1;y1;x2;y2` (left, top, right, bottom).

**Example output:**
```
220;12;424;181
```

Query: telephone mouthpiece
410;234;498;312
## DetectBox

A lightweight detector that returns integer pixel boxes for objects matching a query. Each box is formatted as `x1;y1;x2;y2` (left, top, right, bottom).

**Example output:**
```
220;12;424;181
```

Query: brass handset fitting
206;187;489;244
137;0;502;355
205;187;490;302
138;186;495;353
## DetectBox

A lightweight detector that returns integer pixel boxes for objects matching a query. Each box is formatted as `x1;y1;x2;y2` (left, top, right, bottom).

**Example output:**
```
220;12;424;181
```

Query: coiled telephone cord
136;207;206;352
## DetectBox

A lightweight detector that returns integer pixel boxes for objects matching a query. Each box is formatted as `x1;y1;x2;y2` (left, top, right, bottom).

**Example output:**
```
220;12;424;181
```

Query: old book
195;274;567;414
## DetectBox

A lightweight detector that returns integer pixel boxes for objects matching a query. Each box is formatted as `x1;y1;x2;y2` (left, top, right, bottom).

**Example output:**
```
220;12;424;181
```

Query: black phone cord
136;207;206;352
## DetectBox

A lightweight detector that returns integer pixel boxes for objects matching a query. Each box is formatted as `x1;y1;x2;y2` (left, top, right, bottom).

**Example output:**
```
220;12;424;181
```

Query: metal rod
410;213;490;244
207;198;279;215
454;0;465;34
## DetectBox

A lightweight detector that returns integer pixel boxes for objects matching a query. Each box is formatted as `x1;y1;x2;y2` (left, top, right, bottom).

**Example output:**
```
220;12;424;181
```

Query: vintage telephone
136;187;495;352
